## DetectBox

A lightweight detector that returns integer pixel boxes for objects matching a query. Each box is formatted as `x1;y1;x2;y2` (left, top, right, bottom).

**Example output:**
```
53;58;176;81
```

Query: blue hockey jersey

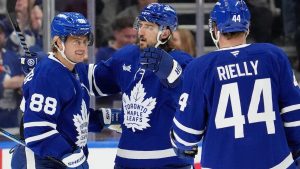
22;54;90;160
89;45;193;168
173;43;300;169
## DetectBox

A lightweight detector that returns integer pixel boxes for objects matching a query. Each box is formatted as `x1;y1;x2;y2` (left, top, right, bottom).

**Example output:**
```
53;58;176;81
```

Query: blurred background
0;0;299;142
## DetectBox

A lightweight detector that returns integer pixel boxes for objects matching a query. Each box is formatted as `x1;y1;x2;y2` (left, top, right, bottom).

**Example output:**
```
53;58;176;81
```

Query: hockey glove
140;47;182;86
20;53;38;74
98;108;121;126
170;130;198;159
61;148;88;169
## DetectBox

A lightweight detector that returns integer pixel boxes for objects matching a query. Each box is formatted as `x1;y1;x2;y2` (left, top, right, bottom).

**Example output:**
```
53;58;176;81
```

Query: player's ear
53;36;63;50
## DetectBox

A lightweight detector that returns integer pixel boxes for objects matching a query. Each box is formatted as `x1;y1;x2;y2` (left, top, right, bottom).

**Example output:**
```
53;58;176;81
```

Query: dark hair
112;17;135;31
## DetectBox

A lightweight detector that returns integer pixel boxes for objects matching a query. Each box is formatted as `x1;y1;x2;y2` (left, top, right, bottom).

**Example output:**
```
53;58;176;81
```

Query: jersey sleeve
277;49;300;154
172;60;206;147
88;57;120;96
23;74;74;160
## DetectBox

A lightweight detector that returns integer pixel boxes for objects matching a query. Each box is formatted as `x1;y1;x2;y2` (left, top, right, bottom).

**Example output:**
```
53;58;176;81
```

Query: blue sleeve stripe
25;130;58;144
281;104;300;114
173;131;199;146
173;118;204;135
24;121;57;129
284;121;300;127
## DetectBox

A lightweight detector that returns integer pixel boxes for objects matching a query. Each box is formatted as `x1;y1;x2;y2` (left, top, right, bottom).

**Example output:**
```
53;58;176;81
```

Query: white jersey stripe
281;104;300;114
173;118;204;135
284;120;300;127
117;148;176;159
25;147;36;169
271;153;293;169
24;121;57;129
173;131;199;146
88;64;95;96
25;130;58;144
89;64;107;96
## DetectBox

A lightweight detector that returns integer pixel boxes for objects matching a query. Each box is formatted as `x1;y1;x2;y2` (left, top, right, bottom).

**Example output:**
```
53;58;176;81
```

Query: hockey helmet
51;12;93;45
137;3;178;31
209;0;250;33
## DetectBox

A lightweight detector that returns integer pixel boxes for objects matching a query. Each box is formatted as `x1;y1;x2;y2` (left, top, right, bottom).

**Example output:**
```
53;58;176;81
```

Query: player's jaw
138;36;156;49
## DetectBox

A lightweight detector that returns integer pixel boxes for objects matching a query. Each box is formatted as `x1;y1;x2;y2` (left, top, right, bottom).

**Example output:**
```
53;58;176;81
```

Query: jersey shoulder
169;49;193;68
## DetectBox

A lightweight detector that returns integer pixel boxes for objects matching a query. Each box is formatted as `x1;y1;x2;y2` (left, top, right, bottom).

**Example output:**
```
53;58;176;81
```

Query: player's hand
62;148;88;168
170;130;198;159
20;52;38;74
140;47;182;85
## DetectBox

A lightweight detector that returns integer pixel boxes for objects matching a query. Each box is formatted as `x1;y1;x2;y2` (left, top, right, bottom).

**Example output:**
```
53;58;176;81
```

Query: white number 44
232;15;241;22
215;78;276;138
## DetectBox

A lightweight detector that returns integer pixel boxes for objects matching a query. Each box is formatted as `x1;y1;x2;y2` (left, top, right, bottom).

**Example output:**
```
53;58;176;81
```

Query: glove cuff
62;149;86;168
167;60;182;84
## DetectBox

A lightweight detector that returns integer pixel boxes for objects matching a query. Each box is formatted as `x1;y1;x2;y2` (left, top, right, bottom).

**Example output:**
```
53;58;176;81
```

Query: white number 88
29;93;57;115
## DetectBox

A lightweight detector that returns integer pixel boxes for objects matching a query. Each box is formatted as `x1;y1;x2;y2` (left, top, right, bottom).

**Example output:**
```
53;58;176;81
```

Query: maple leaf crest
123;81;156;132
73;100;89;147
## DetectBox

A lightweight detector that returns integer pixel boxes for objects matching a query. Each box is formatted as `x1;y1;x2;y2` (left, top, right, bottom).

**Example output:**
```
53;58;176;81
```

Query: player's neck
55;52;75;71
219;35;246;49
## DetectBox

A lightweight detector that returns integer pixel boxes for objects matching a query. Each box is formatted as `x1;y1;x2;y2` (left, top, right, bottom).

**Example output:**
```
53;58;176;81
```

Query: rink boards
0;141;201;169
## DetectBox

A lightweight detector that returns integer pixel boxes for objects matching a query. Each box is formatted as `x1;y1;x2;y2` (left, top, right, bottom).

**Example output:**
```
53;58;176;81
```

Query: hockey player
11;12;94;169
89;3;194;169
171;0;300;168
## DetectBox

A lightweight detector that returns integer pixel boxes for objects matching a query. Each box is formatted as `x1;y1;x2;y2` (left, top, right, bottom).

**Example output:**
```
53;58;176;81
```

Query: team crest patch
123;81;157;132
73;100;89;147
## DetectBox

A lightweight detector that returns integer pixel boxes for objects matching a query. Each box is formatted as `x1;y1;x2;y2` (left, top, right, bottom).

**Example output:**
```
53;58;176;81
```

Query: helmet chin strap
154;27;170;48
210;29;220;49
54;42;77;65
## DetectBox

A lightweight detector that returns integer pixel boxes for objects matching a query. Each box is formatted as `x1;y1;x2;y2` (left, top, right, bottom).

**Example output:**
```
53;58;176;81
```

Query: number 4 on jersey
215;78;276;139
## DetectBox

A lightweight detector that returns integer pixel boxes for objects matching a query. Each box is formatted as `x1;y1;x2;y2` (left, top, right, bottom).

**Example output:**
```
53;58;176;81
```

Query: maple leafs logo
123;81;157;132
73;100;89;148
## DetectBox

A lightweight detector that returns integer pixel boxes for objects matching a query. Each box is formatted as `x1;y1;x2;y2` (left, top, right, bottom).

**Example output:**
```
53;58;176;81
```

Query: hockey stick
0;127;66;167
6;0;37;67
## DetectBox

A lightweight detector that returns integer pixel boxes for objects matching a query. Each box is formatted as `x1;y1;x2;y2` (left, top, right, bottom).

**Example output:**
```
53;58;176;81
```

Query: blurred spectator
6;3;44;55
95;17;137;62
116;0;158;20
246;0;273;42
26;4;43;52
0;21;24;129
0;0;6;19
282;0;296;45
171;28;196;57
294;1;300;70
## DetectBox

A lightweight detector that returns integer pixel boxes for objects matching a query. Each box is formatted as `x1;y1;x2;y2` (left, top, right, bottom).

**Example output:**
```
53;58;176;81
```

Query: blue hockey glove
170;130;198;159
20;53;38;74
140;47;182;86
61;148;88;169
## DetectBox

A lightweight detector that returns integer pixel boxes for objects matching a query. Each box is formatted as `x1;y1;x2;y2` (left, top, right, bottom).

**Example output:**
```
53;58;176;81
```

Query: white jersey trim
20;97;25;112
24;121;57;129
281;104;300;114
117;148;176;159
88;64;107;96
25;130;58;144
284;120;300;127
167;60;182;84
173;118;204;135
25;147;36;169
271;153;293;169
173;131;199;146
